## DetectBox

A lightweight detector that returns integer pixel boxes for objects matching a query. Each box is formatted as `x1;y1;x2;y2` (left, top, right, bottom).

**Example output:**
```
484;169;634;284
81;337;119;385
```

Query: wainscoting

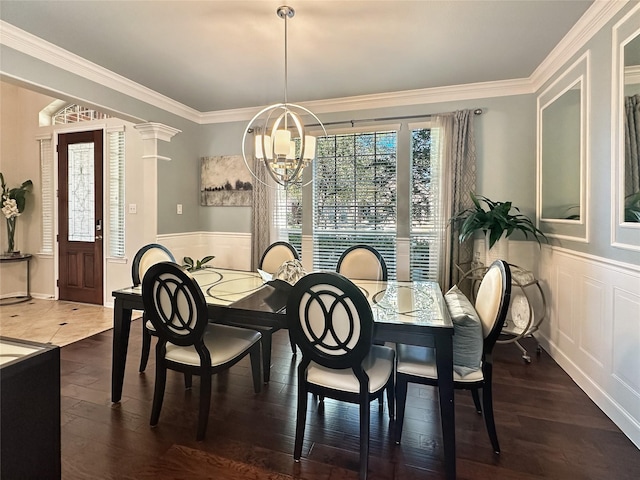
537;245;640;449
158;231;253;271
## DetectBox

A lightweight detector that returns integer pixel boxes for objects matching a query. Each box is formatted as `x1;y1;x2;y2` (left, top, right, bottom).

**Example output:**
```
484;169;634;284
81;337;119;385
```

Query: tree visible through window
313;131;397;276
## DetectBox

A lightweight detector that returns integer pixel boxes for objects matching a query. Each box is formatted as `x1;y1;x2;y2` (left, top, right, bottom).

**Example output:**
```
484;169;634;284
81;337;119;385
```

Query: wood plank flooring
57;319;640;479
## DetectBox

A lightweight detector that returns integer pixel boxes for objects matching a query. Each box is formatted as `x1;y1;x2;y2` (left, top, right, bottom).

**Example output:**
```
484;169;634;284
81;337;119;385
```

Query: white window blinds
274;182;302;255
410;125;441;281
107;128;125;258
38;136;54;254
313;131;397;276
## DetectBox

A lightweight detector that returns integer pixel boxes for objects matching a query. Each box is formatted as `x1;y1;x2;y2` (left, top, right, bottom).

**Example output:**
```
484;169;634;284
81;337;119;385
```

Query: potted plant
1;173;33;255
182;255;215;272
450;192;547;263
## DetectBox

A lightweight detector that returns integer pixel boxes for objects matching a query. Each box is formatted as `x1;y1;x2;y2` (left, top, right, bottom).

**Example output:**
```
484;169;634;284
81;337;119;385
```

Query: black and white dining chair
287;271;395;480
141;261;262;441
132;243;175;373
259;241;300;274
258;241;300;355
394;259;511;454
336;245;388;281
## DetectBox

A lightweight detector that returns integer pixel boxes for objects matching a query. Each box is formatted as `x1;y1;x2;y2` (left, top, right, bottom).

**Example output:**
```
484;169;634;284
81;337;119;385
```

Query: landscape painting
200;155;253;206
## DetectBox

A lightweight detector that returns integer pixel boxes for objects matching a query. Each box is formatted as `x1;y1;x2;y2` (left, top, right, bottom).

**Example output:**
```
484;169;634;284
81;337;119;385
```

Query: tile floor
0;299;115;346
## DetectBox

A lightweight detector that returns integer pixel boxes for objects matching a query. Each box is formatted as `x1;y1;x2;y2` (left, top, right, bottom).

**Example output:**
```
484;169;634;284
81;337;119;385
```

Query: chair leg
386;374;395;420
139;316;152;373
481;376;500;453
150;360;167;427
294;370;308;461
394;374;408;444
196;372;211;441
378;394;384;413
260;331;273;383
288;329;297;355
249;342;262;393
471;388;482;414
359;398;370;480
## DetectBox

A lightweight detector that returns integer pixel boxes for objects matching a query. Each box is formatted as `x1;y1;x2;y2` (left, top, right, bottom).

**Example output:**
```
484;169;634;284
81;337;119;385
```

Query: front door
58;130;104;304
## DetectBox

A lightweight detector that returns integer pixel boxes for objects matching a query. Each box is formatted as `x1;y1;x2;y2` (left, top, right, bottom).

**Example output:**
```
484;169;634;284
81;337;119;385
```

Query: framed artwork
200;155;253;207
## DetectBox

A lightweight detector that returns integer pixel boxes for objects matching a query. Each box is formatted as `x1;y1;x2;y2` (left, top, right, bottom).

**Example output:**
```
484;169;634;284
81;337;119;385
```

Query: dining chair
259;241;300;274
336;245;388;281
131;243;175;373
257;241;300;355
141;261;262;441
287;271;395;480
394;259;511;454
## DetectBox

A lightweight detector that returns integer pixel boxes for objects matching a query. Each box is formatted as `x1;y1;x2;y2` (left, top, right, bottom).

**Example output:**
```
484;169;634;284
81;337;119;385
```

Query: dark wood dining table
110;267;455;479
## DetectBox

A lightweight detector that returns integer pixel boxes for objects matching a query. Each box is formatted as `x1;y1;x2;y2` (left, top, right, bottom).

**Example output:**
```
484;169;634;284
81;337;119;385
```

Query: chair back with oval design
259;241;300;274
132;243;176;286
336;245;388;281
287;271;373;370
141;261;208;347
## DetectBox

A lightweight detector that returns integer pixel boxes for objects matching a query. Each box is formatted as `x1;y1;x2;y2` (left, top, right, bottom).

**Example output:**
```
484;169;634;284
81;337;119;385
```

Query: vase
5;217;16;255
485;231;509;265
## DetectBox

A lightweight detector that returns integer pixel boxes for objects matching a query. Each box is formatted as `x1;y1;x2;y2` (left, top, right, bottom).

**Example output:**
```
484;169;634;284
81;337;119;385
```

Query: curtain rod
306;108;483;128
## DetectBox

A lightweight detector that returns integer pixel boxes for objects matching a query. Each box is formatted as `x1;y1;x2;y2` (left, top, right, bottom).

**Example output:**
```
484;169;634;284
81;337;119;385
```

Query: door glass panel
68;142;95;242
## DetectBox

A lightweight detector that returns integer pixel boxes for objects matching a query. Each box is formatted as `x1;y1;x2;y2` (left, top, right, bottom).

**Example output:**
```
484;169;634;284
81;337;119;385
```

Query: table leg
111;298;132;403
435;334;456;480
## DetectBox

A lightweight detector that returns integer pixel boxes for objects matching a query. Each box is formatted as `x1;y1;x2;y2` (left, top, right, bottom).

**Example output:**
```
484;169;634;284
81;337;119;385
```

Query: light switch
177;204;183;215
128;203;137;214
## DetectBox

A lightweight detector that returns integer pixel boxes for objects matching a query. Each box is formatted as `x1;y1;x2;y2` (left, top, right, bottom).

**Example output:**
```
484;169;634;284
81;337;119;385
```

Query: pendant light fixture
242;5;326;188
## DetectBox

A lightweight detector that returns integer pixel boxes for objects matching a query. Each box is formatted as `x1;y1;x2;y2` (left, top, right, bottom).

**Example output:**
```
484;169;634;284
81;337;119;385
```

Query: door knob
96;235;103;240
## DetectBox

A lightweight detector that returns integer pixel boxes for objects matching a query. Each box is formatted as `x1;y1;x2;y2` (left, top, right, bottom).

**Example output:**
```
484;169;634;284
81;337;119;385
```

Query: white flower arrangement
2;198;20;219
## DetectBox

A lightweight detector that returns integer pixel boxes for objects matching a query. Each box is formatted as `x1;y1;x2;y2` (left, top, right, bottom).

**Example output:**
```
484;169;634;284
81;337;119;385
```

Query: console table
0;253;33;305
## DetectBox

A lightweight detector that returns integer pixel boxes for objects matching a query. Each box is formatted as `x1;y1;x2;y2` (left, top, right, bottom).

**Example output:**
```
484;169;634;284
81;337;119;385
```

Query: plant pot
485;231;509;265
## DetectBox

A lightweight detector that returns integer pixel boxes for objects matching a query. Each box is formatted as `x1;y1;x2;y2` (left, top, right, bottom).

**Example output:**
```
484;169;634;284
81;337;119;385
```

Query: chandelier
242;5;326;188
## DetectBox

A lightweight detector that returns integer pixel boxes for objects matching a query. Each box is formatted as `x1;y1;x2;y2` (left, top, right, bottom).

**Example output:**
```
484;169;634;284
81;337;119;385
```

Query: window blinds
39;136;54;254
312;131;397;276
410;126;441;281
107;128;125;258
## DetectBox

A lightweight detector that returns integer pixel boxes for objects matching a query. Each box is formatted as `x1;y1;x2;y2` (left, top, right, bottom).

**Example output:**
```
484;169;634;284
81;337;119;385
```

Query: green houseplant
182;255;215;272
1;172;33;255
451;192;547;250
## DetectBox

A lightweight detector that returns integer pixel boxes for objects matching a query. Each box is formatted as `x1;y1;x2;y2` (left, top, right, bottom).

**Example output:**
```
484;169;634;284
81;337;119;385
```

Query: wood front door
58;130;104;304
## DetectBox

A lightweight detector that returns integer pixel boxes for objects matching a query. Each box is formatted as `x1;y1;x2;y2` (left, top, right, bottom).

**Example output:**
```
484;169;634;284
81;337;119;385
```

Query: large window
313;131;397;276
410;125;440;281
275;122;442;281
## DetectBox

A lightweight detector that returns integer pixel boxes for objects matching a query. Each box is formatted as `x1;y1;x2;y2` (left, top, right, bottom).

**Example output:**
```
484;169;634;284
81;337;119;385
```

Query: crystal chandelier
242;5;326;188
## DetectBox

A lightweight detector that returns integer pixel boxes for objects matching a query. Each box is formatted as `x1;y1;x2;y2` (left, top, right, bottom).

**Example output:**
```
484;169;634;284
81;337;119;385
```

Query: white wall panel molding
538;245;640;448
157;231;252;271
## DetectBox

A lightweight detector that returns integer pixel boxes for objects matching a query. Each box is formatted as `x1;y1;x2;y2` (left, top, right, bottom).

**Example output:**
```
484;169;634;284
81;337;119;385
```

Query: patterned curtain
625;95;640;197
436;110;477;291
251;156;272;270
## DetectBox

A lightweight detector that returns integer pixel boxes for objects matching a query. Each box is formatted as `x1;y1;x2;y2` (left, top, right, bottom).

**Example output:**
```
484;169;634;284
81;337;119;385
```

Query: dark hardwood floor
59;320;640;479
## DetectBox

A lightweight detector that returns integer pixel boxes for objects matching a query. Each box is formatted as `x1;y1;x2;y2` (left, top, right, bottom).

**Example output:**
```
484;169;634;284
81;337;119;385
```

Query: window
107;128;125;258
313;131;397;276
38;135;54;254
53;104;111;125
274;121;443;281
410;125;441;281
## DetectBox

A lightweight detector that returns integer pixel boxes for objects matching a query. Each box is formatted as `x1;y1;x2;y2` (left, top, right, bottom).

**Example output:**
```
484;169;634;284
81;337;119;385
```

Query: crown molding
530;0;626;92
1;2;628;126
0;21;202;123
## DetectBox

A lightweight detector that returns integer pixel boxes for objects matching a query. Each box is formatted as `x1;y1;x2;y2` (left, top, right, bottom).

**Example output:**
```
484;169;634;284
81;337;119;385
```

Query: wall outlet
128;203;137;214
177;204;183;215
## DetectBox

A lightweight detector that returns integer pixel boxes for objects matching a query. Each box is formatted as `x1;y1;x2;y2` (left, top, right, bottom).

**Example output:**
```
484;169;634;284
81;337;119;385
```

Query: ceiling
0;0;594;114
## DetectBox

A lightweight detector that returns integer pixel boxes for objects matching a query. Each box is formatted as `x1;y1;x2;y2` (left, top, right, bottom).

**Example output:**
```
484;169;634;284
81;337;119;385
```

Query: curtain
625;95;640;197
251;156;272;270
436;109;477;291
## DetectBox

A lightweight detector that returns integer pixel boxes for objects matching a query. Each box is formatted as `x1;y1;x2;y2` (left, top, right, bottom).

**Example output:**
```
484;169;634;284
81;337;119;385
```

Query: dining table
111;267;455;479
